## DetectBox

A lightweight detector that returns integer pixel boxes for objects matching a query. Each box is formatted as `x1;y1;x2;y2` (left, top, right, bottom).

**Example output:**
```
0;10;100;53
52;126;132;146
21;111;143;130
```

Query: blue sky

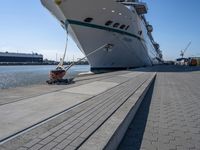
0;0;199;61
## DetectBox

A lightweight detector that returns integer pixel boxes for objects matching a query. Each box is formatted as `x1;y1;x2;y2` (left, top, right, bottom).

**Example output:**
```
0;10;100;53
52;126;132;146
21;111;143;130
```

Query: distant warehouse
0;52;43;63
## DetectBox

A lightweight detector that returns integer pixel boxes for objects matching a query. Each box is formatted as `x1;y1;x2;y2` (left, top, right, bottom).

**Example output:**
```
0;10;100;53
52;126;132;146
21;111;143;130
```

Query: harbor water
0;65;90;89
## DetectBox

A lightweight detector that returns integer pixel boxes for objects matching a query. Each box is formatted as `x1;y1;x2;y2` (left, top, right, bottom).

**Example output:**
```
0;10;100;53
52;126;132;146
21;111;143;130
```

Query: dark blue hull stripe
67;19;144;41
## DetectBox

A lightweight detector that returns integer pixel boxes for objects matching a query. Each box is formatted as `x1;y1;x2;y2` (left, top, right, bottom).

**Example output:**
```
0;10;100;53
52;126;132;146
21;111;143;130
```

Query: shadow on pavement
118;79;155;150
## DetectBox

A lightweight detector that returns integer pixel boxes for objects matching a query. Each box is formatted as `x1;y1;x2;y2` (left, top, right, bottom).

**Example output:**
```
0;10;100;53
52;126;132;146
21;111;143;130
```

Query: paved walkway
0;70;134;142
13;73;152;150
0;69;155;150
1;65;200;150
0;71;130;106
119;66;200;150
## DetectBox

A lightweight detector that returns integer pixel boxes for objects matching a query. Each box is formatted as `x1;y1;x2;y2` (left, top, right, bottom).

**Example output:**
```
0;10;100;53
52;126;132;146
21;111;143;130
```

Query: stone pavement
118;66;200;150
0;69;155;150
0;71;131;106
14;73;153;150
1;65;200;150
0;70;137;142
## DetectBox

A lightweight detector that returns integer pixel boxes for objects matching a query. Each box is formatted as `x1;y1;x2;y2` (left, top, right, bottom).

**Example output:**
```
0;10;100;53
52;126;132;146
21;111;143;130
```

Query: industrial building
0;52;43;63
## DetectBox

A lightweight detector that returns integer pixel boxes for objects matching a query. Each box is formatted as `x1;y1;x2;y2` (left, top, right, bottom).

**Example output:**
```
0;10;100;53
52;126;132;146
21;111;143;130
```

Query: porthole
120;24;126;29
60;20;65;25
125;25;130;30
84;17;93;23
138;30;143;35
105;20;113;26
113;23;120;28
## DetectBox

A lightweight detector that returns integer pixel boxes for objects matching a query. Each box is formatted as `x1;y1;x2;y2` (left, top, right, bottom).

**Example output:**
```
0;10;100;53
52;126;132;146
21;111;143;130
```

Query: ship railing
116;0;148;15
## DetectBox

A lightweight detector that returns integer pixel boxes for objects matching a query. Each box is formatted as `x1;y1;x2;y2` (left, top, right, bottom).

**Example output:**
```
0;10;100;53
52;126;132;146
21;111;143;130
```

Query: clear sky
0;0;199;61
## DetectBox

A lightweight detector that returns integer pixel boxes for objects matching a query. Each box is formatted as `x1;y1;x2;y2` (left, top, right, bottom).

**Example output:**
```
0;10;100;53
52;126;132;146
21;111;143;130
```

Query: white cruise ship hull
41;0;162;71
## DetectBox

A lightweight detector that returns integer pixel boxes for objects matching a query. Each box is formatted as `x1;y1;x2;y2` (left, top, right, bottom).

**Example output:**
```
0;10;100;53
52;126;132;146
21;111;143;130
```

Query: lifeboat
120;1;148;15
147;24;153;32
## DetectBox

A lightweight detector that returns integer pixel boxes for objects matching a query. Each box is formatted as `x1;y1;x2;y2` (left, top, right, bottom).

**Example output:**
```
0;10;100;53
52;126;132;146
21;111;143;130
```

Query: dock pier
0;65;199;150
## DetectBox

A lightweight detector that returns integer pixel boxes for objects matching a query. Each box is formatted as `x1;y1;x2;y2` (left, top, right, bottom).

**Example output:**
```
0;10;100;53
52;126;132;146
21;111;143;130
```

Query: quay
0;65;199;150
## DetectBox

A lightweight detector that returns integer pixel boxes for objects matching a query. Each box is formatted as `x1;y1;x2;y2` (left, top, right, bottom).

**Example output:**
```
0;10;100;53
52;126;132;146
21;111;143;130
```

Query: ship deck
0;65;200;150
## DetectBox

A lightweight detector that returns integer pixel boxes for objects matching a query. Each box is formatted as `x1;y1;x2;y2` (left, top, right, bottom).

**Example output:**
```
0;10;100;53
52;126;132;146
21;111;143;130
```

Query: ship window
84;17;93;23
113;23;120;28
125;25;130;30
105;20;113;26
60;20;65;25
138;30;142;35
120;24;126;29
61;25;65;29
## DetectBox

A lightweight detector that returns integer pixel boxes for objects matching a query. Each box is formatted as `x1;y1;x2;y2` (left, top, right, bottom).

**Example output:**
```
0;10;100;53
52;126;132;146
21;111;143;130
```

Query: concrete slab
0;85;67;106
0;70;128;106
0;91;91;141
102;76;130;84
62;81;119;95
118;72;143;78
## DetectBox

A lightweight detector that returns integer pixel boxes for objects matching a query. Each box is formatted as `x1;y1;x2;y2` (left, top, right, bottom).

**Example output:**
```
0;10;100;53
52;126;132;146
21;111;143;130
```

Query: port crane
180;41;192;58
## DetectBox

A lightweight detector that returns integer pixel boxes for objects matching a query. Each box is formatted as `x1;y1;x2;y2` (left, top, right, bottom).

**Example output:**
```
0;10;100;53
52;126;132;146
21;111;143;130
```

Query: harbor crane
180;41;192;58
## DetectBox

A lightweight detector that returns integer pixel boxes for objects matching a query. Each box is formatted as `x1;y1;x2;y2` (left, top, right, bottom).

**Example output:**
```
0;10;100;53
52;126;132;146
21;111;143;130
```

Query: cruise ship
41;0;163;71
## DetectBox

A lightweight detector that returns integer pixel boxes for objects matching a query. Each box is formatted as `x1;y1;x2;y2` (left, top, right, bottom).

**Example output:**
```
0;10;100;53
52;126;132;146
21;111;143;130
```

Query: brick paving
118;66;200;150
2;65;199;150
15;73;153;150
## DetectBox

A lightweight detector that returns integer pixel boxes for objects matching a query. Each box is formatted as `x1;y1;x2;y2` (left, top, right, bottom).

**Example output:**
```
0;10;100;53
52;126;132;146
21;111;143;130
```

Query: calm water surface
0;65;90;89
